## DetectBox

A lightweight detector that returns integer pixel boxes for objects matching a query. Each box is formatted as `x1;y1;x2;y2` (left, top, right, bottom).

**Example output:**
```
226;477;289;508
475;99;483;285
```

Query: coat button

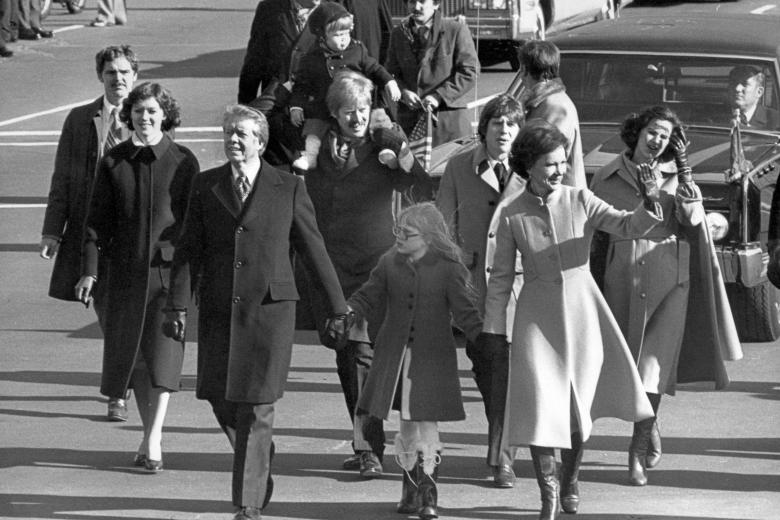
486;266;492;273
232;296;241;303
543;230;552;237
639;260;646;266
488;232;495;238
408;305;413;310
635;192;641;198
488;201;496;206
236;226;244;234
409;293;414;298
640;292;647;299
235;261;243;269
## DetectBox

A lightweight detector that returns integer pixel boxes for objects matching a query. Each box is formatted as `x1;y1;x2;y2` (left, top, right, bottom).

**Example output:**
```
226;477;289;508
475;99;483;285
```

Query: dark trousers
337;340;386;458
0;0;12;44
16;0;40;31
209;398;275;509
465;337;516;467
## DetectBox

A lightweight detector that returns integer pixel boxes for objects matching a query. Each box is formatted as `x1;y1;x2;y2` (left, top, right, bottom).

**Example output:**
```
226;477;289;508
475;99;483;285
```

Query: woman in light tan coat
481;120;661;520
590;106;742;487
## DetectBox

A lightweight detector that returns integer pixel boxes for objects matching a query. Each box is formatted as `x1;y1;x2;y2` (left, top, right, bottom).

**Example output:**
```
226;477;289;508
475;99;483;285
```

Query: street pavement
1;1;780;519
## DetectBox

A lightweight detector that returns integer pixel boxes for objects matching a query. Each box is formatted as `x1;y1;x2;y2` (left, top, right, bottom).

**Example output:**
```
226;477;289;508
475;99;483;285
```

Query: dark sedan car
428;13;780;341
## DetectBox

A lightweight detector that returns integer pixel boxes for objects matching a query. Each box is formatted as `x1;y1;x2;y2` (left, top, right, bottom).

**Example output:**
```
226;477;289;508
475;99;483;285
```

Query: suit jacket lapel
240;162;283;225
212;163;243;219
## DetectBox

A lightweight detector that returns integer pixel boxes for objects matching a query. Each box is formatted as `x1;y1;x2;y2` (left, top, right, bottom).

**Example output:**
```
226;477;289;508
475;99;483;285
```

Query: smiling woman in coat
480;119;662;520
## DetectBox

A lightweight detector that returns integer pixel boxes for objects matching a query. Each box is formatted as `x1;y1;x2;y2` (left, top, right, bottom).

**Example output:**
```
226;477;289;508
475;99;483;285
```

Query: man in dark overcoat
39;44;138;421
164;105;348;520
385;0;479;147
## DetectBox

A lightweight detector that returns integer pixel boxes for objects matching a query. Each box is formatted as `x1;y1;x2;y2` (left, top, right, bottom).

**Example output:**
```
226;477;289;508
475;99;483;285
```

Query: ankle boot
645;393;662;468
628;418;654;486
530;446;560;520
559;433;583;514
397;465;419;514
416;452;440;519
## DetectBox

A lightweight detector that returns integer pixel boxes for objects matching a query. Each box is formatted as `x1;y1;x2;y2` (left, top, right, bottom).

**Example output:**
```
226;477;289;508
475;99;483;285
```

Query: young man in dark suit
39;45;138;421
164;105;348;520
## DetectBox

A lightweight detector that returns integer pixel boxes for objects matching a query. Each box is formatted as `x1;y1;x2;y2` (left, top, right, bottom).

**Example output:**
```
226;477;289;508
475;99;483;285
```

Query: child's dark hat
308;2;351;37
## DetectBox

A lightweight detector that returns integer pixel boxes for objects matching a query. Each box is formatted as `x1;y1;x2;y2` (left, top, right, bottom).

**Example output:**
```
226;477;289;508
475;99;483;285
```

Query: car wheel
66;0;86;14
725;281;780;342
41;0;51;19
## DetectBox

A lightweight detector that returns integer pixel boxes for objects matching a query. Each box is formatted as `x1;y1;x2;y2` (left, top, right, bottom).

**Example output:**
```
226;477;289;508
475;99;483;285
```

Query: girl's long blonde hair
396;203;464;265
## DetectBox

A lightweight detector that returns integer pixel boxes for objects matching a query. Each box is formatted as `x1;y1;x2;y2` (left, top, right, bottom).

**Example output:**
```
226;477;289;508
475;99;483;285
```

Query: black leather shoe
34;27;54;38
359;451;383;479
107;398;128;421
18;28;40;40
342;452;362;470
0;47;12;58
133;452;147;467
233;506;262;520
492;464;516;488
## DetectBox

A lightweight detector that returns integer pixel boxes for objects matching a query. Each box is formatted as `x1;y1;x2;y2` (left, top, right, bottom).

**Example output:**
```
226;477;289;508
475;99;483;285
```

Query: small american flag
408;107;436;171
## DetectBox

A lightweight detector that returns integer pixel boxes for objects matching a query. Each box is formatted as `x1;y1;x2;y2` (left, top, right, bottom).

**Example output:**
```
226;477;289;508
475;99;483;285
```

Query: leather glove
669;127;698;197
477;332;509;360
162;309;187;342
637;163;661;210
322;310;356;351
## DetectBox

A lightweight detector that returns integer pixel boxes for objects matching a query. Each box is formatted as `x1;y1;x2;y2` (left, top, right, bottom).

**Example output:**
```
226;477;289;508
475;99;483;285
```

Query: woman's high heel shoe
144;458;163;473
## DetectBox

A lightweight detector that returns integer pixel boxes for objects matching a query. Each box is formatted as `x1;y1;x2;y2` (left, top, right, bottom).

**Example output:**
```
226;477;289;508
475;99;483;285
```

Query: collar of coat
128;133;172;160
521;78;566;111
392;248;440;266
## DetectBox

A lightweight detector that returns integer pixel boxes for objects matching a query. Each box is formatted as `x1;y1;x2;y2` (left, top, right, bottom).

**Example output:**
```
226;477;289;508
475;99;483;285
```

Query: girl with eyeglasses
346;202;483;520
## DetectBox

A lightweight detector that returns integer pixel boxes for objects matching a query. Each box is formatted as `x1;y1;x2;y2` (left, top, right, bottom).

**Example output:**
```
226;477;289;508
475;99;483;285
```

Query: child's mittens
373;126;414;171
385;80;402;103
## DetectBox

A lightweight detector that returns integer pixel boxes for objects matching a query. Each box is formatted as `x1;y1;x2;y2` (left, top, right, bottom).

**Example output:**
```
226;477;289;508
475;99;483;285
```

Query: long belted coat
591;153;742;394
167;161;347;404
82;136;199;398
350;249;483;421
483;186;661;448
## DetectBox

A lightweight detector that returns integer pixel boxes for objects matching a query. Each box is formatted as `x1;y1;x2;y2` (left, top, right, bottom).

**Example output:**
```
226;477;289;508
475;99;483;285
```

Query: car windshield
556;53;780;132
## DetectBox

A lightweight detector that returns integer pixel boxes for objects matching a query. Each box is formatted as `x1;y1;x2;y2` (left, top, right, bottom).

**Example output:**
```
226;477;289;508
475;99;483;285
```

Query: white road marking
53;25;84;33
0;204;47;209
751;4;777;14
0;99;94;127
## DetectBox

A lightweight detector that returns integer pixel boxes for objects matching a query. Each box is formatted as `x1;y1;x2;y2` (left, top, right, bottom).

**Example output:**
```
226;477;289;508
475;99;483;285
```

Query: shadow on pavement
142;49;245;80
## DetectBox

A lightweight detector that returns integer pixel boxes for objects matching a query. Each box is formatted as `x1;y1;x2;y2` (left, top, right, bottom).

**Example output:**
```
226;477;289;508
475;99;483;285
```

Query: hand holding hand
162;310;187;342
385;80;401;103
39;237;60;259
323;310;356;351
401;89;421;109
476;332;509;360
290;107;305;127
74;276;95;306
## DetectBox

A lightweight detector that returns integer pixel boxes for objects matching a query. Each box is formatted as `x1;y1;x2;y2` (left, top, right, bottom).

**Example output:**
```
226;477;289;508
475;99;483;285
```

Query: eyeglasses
393;226;421;241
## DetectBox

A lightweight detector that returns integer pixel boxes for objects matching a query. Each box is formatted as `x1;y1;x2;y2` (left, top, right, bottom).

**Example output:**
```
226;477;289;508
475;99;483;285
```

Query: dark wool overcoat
82;136;199;398
167;162;347;404
350;249;483;421
42;97;103;301
303;132;432;337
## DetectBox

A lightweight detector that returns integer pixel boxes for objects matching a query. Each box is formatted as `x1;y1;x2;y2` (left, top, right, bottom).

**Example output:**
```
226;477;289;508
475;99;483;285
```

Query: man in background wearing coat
436;94;524;488
163;105;348;520
39;44;138;422
517;40;585;188
385;0;479;147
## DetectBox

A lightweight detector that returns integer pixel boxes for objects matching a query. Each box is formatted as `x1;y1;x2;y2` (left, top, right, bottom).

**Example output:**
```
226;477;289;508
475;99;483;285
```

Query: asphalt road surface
1;1;779;519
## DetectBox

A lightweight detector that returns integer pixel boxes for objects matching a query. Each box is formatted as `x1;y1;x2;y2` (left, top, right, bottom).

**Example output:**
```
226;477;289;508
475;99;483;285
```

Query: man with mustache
385;0;479;147
40;45;138;422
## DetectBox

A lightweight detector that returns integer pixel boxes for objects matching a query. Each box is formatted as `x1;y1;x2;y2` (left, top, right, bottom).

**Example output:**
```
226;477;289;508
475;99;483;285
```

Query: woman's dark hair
477;94;525;142
620;105;683;163
120;82;181;132
509;119;569;180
